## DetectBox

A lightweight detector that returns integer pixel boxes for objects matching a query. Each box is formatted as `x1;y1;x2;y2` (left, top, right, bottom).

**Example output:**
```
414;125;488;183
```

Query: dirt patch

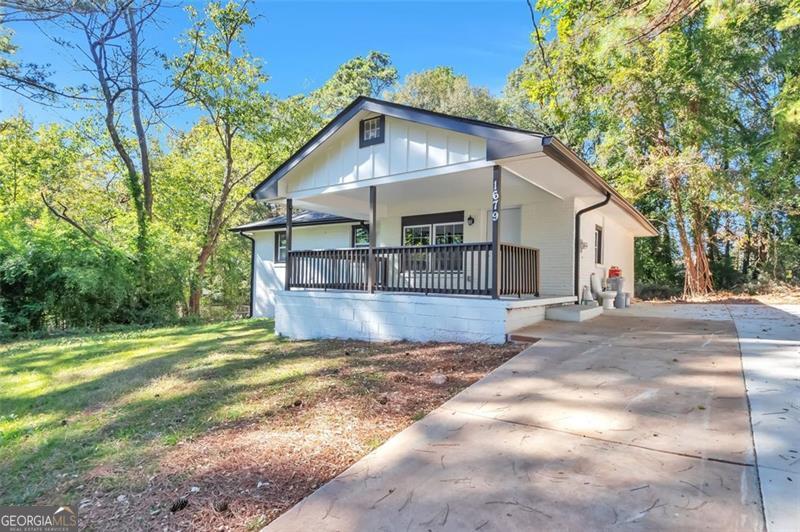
639;287;800;305
76;340;520;530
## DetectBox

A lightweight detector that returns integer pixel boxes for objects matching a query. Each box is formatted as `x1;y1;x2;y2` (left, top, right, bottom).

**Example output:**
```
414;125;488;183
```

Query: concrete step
545;304;603;322
507;333;540;344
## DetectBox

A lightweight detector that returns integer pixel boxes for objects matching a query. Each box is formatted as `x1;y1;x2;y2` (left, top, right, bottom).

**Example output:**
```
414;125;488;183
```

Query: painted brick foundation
275;291;575;344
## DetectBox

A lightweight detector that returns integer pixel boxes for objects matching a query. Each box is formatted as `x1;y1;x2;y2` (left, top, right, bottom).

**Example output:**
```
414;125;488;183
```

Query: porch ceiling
290;154;655;237
292;164;559;220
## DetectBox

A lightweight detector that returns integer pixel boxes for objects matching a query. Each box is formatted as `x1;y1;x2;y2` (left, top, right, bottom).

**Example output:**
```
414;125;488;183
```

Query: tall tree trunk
126;7;153;219
689;201;714;294
668;175;699;297
189;244;213;315
87;30;148;265
188;141;235;315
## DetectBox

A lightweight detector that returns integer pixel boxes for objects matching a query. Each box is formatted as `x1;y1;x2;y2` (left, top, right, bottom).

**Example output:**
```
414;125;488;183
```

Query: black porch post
285;198;292;291
367;186;377;293
491;165;501;299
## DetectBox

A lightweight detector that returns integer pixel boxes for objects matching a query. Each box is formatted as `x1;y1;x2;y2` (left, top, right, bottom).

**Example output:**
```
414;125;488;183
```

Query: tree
0;0;176;301
170;0;270;315
391;66;509;124
519;0;800;296
312;51;397;116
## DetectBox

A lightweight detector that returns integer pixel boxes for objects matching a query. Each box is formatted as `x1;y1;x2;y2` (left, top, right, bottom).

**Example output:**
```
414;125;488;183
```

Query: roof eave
541;138;658;237
229;217;360;233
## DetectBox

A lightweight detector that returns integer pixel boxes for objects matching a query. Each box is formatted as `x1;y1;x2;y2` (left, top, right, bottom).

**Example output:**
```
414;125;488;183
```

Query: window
400;211;465;271
359;115;385;148
435;223;464;245
594;225;603;264
352;225;370;247
275;231;287;263
403;224;431;246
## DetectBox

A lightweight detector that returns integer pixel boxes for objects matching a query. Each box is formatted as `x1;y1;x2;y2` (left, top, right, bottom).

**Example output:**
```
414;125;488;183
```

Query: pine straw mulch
77;341;521;531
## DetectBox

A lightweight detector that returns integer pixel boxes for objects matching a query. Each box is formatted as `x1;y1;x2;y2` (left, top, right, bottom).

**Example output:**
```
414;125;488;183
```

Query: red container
608;266;622;278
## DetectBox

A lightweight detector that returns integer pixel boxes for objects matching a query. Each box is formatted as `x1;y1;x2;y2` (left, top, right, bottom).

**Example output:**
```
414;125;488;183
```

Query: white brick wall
276;291;508;343
520;198;575;296
577;203;635;297
274;291;566;344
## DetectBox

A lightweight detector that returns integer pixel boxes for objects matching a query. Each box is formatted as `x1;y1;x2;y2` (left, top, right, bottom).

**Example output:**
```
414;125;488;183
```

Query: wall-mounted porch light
467;215;475;226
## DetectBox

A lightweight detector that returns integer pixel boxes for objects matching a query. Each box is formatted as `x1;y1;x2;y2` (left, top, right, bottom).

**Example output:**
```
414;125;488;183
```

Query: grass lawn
0;319;519;530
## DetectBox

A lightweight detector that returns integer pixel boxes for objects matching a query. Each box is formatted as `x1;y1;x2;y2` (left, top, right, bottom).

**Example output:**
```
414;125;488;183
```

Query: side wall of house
251;224;352;318
576;200;636;299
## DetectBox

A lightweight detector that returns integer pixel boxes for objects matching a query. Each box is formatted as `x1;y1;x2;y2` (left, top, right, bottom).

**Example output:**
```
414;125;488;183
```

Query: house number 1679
491;180;500;221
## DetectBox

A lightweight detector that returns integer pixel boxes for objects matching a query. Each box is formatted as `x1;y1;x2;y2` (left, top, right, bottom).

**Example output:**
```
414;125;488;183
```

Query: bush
0;219;187;337
635;283;682;300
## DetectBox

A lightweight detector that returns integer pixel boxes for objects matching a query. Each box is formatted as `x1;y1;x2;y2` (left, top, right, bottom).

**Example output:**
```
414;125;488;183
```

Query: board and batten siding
282;116;487;194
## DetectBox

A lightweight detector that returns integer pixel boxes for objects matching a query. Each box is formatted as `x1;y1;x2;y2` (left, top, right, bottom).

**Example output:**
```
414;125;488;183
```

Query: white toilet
590;273;617;310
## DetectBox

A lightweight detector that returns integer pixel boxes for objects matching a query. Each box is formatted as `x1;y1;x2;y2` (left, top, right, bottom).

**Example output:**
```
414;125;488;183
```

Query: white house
232;97;656;343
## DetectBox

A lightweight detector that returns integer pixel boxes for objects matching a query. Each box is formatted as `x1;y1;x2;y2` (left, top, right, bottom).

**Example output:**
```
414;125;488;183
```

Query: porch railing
498;242;540;297
286;242;539;297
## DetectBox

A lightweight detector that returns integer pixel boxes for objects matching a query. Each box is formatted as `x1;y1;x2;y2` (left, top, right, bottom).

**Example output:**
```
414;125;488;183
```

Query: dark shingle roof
229;210;358;232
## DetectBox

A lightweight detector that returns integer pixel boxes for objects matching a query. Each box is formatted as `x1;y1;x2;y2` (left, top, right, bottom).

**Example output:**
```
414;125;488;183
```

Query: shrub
635;283;682;300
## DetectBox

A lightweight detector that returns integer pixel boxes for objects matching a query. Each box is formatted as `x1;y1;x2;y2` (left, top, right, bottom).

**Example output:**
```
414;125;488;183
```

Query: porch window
352;224;369;247
275;231;287;263
403;225;431;246
594;225;603;264
400;211;465;272
359;115;385;148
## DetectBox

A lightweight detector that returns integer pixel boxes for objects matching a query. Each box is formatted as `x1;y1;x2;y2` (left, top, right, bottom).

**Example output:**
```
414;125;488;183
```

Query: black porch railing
287;242;539;297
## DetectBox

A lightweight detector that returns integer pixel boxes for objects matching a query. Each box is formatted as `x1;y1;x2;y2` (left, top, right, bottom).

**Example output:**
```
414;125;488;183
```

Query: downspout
234;231;256;318
574;192;611;303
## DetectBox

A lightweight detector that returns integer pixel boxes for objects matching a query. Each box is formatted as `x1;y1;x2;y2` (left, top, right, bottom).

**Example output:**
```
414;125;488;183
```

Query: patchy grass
0;319;520;530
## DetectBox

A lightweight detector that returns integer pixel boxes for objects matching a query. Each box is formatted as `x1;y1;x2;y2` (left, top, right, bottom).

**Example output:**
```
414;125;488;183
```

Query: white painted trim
501;165;564;200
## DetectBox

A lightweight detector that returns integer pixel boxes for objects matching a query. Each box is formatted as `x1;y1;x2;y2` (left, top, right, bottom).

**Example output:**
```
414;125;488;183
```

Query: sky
0;0;536;128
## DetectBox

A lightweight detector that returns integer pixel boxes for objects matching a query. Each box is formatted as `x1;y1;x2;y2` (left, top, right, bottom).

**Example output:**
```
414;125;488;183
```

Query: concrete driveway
267;309;771;531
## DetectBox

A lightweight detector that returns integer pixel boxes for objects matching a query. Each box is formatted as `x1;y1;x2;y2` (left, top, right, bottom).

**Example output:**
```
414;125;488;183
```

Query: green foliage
312;51;397;116
0;217;134;334
391;66;510;124
0;116;184;336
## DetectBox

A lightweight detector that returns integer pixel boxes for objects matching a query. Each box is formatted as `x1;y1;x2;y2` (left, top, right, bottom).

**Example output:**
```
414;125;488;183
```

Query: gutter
574;192;611;302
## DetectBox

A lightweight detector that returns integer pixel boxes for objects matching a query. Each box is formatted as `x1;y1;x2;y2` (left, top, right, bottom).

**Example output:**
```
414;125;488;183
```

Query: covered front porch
281;162;573;299
272;162;580;342
287;241;539;297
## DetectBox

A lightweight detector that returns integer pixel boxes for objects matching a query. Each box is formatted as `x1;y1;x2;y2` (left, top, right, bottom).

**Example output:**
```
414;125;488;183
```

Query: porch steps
545;304;604;323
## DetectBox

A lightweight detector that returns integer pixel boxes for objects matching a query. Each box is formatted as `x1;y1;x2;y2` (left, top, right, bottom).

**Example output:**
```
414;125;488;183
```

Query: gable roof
249;96;657;236
250;96;547;201
229;210;358;233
